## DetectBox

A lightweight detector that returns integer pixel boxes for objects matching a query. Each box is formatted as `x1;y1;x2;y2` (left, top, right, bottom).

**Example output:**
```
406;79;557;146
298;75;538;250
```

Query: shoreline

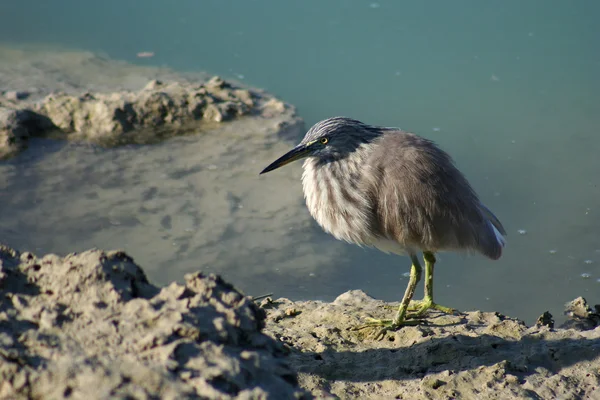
0;244;598;399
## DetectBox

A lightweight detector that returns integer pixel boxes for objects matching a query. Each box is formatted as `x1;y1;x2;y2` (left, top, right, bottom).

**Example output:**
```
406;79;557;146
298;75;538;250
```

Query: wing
362;130;495;254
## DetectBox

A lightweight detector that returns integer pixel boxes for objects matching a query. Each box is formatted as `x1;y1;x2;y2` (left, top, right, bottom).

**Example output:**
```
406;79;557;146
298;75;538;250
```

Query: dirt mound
0;245;310;399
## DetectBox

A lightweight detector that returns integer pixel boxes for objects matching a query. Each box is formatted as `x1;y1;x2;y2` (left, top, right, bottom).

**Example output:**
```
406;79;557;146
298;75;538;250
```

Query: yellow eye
320;137;329;144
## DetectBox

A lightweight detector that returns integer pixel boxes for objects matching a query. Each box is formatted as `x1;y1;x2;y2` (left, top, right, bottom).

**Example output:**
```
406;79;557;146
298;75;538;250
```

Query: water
1;0;599;324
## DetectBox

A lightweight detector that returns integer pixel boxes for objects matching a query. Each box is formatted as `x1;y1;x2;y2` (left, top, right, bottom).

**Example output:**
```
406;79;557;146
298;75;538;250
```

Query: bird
260;117;506;335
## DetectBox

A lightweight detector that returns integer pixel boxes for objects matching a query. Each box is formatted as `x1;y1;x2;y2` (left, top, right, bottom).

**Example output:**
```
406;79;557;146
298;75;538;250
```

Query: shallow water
1;0;600;324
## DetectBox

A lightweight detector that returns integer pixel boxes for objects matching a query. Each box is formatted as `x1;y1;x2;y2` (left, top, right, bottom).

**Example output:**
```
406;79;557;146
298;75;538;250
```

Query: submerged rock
0;245;310;399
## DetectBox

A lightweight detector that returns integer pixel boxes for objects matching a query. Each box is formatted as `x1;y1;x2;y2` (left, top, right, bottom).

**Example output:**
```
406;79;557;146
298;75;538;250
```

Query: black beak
260;144;311;174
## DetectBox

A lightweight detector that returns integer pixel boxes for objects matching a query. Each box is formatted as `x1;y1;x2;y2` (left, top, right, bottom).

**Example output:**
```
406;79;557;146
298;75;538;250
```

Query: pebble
4;90;30;101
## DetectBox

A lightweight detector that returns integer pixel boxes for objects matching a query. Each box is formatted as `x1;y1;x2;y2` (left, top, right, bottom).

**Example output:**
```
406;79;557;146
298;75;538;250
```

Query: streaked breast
301;153;373;246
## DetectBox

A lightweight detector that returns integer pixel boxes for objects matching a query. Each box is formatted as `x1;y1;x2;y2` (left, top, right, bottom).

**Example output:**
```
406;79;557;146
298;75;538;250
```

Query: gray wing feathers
364;131;506;260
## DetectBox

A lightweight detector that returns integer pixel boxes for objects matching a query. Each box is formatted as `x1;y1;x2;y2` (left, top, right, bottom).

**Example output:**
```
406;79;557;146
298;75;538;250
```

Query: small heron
260;117;506;334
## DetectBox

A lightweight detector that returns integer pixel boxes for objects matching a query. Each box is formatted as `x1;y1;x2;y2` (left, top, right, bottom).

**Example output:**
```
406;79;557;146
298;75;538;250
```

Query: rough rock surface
261;291;600;399
35;77;270;137
0;108;54;159
1;242;599;399
0;46;294;159
0;76;290;157
0;244;309;399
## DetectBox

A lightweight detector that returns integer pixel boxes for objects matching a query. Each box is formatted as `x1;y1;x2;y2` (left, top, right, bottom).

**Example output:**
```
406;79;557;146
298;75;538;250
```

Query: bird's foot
351;317;422;340
408;297;457;316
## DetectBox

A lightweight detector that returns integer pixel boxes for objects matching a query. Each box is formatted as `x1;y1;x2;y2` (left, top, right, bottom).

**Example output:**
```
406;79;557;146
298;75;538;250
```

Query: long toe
408;298;457;317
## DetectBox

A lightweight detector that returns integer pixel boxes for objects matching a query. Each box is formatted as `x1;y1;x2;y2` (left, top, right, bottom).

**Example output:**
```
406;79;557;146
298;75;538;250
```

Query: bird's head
260;117;383;174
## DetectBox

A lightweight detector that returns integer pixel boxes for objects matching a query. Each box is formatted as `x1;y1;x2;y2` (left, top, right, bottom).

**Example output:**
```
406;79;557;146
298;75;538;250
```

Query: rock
3;91;30;101
0;75;292;157
261;291;600;399
560;296;600;330
0;107;27;158
535;311;554;328
0;47;296;158
34;79;258;140
0;244;310;399
0;107;55;160
261;98;287;118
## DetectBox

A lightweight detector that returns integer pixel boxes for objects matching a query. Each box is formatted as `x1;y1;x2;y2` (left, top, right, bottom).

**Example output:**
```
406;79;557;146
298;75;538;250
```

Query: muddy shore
0;244;599;399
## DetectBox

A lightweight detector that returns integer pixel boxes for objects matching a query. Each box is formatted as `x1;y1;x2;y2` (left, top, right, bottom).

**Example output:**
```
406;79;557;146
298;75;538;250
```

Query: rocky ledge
0;244;598;399
0;245;309;399
263;293;600;399
0;76;290;159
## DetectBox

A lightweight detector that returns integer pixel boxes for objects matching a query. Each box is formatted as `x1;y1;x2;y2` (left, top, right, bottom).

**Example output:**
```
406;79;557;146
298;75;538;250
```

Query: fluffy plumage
299;117;506;260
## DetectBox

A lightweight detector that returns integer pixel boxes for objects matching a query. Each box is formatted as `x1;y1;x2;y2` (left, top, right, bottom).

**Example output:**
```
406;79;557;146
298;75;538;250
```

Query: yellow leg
353;254;424;338
408;251;456;316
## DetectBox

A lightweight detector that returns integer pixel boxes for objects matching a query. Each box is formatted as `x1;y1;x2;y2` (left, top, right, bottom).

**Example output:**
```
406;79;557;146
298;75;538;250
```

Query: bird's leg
408;251;456;316
354;254;423;335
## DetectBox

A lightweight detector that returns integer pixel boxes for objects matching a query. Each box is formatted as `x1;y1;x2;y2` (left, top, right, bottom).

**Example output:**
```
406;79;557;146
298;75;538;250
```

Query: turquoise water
1;0;599;323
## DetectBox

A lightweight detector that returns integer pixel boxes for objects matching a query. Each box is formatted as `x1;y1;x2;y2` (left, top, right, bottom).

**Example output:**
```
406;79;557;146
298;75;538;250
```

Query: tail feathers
478;204;506;260
479;203;506;235
491;223;507;248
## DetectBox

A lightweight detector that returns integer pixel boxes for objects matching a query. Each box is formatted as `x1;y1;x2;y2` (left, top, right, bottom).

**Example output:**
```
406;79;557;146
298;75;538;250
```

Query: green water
1;0;599;324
